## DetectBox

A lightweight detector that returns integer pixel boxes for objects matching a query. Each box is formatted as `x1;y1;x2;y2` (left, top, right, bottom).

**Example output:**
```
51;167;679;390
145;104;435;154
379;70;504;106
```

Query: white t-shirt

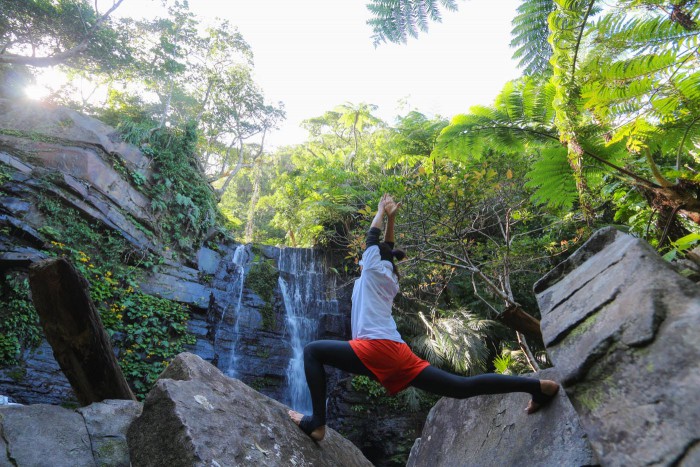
351;245;404;342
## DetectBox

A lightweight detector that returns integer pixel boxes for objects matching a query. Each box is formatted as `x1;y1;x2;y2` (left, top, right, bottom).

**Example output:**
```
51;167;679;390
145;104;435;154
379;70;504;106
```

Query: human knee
304;341;321;361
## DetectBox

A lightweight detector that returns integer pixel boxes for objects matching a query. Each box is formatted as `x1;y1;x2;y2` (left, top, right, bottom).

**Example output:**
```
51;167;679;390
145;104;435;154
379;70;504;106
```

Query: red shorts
349;339;430;395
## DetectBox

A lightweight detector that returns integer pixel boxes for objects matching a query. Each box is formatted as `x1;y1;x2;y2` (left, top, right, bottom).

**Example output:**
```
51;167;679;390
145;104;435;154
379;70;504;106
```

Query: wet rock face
535;227;700;466
0;340;75;405
184;244;347;409
127;352;373;467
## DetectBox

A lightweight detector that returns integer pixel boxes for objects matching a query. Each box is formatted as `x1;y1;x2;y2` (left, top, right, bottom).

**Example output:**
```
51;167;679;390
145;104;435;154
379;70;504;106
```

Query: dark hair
378;242;406;278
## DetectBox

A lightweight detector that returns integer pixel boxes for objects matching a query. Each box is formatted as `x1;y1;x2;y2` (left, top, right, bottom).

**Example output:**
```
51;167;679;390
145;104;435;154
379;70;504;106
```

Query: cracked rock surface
535;227;700;467
127;352;373;467
0;399;141;466
406;367;597;467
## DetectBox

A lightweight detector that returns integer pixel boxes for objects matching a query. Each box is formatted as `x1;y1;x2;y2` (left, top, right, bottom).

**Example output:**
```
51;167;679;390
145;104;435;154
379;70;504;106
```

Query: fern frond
435;78;560;161
525;146;578;209
594;9;700;55
675;71;700;104
601;50;677;81
510;0;556;75
367;0;460;45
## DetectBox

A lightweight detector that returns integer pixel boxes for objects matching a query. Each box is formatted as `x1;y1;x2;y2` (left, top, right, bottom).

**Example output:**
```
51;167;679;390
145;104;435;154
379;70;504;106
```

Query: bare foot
288;410;326;441
526;380;560;414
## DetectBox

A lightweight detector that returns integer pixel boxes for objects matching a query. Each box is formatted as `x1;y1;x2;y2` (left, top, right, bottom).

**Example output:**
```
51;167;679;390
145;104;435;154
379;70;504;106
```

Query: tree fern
582;2;700;157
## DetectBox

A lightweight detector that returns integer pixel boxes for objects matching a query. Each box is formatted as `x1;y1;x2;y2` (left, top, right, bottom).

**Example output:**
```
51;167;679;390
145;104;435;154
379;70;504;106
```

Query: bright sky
208;0;523;147
38;0;523;148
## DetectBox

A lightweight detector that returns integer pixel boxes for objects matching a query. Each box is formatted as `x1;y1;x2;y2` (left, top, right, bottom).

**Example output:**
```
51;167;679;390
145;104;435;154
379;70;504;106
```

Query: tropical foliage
1;0;699;403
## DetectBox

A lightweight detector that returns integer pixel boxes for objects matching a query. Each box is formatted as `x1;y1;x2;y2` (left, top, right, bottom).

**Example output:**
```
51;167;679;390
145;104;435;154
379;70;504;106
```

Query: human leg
409;366;558;413
289;340;374;440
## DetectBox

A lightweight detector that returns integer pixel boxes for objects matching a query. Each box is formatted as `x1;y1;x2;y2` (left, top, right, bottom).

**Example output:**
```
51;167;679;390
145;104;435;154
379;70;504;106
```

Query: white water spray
278;249;338;413
224;244;250;378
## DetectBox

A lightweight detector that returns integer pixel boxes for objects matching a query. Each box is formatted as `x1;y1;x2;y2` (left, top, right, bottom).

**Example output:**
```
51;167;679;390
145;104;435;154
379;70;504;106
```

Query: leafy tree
396;140;577;370
202;64;285;198
0;0;130;70
581;0;700;240
334;103;383;169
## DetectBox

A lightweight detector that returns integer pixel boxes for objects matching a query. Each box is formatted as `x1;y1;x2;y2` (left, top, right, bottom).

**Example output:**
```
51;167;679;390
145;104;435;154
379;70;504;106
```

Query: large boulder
127;352;373;467
0;399;141;467
406;368;597;467
534;227;700;466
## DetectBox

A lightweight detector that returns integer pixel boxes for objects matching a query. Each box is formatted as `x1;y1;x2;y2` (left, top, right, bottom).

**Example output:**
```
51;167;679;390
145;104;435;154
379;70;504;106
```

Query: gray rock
197;247;222;275
0;150;32;174
1;150;159;253
0;98;149;171
0;404;93;467
138;269;212;309
0;340;76;406
127;352;373;467
77;399;143;467
406;368;597;467
535;227;700;466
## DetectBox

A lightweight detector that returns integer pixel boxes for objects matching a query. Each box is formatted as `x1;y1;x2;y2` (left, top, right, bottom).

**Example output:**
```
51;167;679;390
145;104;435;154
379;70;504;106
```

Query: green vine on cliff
29;195;196;398
0;272;41;367
46;241;195;399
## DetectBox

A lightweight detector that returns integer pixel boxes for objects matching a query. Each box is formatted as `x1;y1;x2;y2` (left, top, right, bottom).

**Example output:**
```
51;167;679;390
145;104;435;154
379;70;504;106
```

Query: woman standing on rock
289;194;559;441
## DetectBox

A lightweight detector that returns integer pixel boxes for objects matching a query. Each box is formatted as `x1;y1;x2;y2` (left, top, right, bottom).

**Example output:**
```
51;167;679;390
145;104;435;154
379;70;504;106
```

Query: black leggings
303;340;541;427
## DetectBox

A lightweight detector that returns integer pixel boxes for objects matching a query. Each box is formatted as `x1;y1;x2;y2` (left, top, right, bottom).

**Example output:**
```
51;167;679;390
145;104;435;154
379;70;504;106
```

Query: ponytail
379;242;406;279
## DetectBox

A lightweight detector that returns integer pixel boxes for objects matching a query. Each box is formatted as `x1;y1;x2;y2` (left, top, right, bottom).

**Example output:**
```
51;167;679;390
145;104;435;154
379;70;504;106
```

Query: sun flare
24;84;50;100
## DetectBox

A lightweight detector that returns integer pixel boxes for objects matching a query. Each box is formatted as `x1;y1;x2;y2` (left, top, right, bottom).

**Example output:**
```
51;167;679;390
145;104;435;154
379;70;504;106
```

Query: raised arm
383;195;401;247
366;194;388;248
370;194;387;230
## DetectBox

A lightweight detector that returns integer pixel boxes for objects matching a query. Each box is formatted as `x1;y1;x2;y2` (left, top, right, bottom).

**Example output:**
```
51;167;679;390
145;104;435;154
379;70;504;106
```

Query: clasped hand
378;193;401;217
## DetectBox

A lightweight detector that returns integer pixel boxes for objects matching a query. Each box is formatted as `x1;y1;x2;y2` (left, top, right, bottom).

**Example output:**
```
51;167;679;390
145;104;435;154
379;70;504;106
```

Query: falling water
278;248;338;413
223;244;251;378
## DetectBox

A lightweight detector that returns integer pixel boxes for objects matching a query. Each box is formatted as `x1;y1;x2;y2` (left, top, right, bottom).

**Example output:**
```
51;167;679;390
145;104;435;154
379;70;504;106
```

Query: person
289;194;559;441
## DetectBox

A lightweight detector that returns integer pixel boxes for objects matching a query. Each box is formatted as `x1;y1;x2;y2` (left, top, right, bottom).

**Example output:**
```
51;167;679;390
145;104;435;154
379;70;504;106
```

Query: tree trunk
28;258;136;405
496;305;543;342
245;162;262;243
568;140;595;225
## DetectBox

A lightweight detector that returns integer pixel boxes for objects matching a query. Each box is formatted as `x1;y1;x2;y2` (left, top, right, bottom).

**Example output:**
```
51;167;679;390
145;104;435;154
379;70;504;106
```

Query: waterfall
221;244;251;378
278;248;338;413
